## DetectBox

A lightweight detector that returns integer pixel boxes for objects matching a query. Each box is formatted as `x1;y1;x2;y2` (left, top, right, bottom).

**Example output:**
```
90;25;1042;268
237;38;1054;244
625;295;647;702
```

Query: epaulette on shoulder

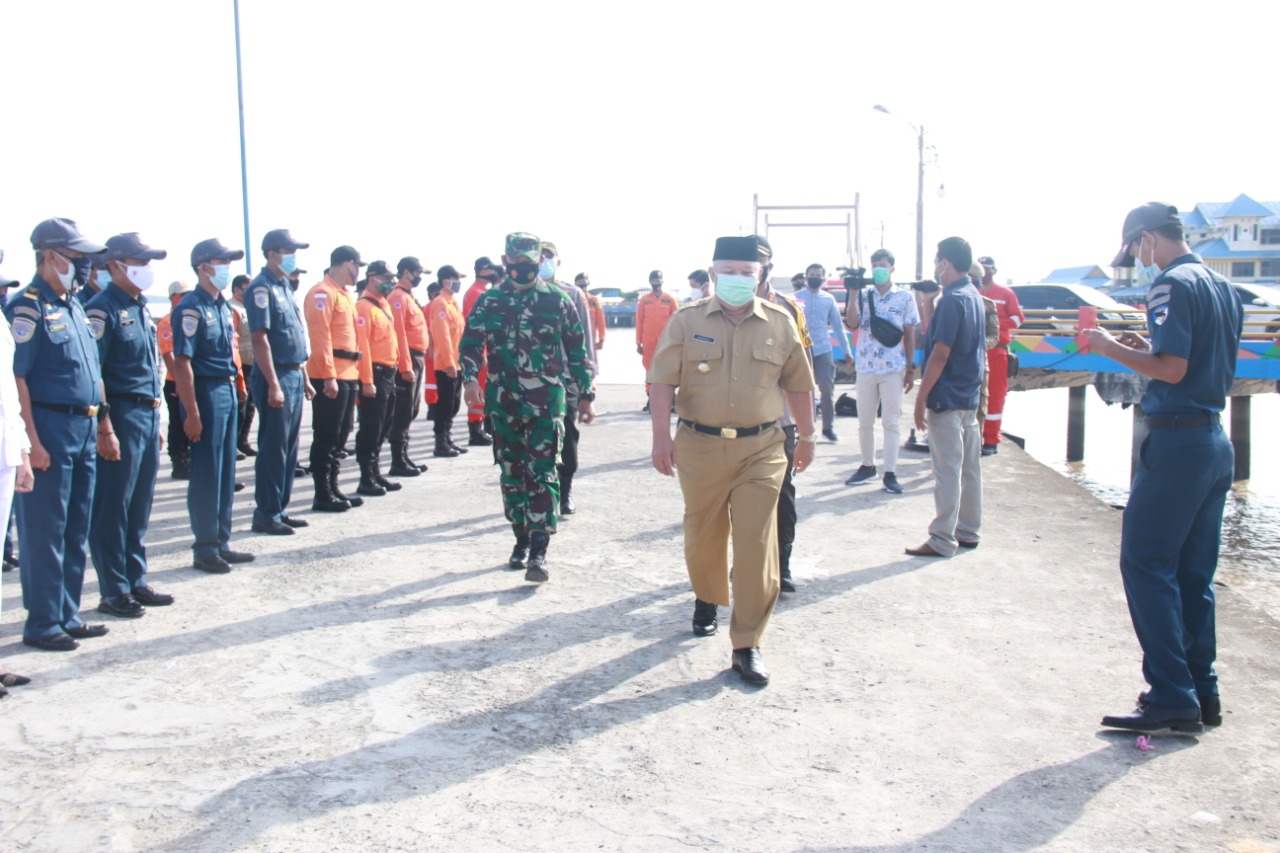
677;297;710;311
21;285;39;300
758;298;792;318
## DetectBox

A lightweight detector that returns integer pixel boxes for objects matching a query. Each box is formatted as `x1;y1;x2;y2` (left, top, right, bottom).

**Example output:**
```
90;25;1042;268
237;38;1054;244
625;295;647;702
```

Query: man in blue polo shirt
6;218;112;651
1086;202;1242;733
908;236;985;559
86;233;175;618
794;262;846;442
173;238;255;574
244;229;314;536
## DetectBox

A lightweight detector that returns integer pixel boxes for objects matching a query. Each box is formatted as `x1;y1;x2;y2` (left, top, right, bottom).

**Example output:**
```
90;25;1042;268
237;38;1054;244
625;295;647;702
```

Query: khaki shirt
648;297;815;428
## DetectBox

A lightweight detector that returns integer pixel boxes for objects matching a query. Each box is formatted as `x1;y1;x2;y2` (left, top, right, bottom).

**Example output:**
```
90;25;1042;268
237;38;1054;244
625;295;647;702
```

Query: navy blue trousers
17;409;96;641
89;400;160;597
182;379;238;560
250;365;304;526
1120;422;1233;710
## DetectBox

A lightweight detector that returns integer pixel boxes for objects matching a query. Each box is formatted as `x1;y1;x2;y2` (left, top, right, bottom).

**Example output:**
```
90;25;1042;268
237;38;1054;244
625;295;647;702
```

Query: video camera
909;279;940;294
837;266;870;290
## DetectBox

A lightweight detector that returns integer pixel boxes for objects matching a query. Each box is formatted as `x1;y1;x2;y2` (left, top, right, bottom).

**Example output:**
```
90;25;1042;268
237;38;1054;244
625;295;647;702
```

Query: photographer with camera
795;264;845;442
841;250;919;493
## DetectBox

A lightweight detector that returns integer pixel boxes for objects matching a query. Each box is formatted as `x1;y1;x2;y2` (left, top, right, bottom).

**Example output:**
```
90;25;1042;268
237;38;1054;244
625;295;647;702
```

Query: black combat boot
404;438;428;473
171;450;191;480
311;461;350;513
468;421;493;446
525;532;550;583
356;459;386;497
508;525;530;570
434;430;459;458
388;441;421;477
559;473;576;516
331;457;363;508
372;457;402;491
779;542;796;593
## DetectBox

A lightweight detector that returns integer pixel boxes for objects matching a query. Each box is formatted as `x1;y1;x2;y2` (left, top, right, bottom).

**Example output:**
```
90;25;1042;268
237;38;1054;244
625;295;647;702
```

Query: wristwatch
797;433;818;443
580;391;596;403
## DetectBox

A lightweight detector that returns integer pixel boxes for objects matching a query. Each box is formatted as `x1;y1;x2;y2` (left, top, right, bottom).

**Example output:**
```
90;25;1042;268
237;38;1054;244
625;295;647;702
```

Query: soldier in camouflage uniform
460;233;596;583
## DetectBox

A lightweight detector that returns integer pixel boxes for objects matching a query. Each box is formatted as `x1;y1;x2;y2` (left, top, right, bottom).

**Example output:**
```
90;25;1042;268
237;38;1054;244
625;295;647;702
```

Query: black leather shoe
193;554;233;574
234;481;246;492
448;439;470;455
1101;703;1202;733
957;539;979;549
251;520;295;536
238;443;257;457
780;570;796;593
1200;695;1223;727
981;444;998;457
281;516;309;529
23;633;79;652
65;623;110;639
692;599;718;637
98;595;145;618
132;585;174;606
236;450;247;461
0;671;32;687
388;463;421;477
219;549;255;564
822;429;839;443
560;494;576;516
732;647;770;686
509;537;530;570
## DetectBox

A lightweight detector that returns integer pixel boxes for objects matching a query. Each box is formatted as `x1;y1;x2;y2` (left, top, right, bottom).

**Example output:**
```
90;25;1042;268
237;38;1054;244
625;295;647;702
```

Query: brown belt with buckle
678;418;776;439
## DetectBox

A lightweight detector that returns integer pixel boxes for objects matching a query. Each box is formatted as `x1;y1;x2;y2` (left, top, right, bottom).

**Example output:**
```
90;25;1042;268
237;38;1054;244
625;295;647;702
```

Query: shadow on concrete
143;632;726;853
799;735;1198;853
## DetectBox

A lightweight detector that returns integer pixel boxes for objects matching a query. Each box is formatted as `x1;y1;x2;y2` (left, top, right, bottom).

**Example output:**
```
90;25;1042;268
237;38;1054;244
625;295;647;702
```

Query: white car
1233;282;1280;334
1010;282;1146;332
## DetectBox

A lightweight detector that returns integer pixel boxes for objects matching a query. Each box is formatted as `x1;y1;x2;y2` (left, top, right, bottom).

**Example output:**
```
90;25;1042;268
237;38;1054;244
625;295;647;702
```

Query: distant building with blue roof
1114;193;1280;283
1041;265;1112;288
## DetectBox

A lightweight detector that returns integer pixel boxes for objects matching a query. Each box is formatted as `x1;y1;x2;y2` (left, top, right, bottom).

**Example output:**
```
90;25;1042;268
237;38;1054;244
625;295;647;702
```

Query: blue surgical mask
1134;236;1161;286
280;254;297;274
872;267;891;286
210;265;232;290
538;257;557;281
715;273;757;307
95;269;112;288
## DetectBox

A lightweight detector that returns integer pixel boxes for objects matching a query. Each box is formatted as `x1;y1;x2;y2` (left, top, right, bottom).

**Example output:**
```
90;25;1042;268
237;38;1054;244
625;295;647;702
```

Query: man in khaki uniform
648;235;816;687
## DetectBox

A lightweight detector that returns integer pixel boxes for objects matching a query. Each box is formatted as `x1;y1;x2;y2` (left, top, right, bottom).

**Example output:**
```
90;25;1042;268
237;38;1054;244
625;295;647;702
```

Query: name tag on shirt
693;334;716;343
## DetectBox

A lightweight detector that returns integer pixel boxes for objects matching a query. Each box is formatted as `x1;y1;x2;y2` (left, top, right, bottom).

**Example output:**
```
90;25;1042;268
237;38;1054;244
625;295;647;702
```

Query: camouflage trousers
491;415;565;534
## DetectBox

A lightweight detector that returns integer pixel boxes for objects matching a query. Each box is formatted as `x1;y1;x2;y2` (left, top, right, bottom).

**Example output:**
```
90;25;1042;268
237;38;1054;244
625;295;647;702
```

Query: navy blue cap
261;229;310;253
30;217;106;254
1113;202;1182;268
474;256;498;273
437;264;467;280
191;238;245;267
398;256;430;275
330;246;366;267
104;232;168;263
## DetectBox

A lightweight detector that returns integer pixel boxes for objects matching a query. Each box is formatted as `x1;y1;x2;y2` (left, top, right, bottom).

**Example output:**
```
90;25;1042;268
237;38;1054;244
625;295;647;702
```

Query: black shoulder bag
865;289;904;349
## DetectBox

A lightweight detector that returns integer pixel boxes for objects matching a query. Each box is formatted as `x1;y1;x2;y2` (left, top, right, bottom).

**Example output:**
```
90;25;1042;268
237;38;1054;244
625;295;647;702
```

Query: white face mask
122;262;155;291
53;252;76;290
538;257;557;281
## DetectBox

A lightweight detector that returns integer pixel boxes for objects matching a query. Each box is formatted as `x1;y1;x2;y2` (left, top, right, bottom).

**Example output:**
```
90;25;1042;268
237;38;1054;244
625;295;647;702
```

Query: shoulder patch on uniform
86;308;107;340
392;299;402;309
356;315;366;326
11;316;36;343
1152;306;1169;326
254;290;269;309
314;292;328;309
12;305;39;319
182;314;200;337
159;326;171;340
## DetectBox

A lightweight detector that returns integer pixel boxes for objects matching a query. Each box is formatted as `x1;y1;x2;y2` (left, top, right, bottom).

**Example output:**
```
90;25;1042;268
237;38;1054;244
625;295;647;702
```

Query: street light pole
233;0;252;275
915;124;925;281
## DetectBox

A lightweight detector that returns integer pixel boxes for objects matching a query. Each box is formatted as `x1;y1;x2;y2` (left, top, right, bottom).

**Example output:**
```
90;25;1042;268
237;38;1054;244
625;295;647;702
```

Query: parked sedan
1011;283;1146;331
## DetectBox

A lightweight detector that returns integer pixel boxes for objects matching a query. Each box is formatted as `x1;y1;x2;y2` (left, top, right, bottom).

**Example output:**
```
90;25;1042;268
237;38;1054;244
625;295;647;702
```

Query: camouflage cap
505;232;541;262
539;240;558;257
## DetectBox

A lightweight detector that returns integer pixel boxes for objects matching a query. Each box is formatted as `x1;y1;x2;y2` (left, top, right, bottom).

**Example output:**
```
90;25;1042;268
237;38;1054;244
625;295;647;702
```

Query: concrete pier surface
1;383;1277;853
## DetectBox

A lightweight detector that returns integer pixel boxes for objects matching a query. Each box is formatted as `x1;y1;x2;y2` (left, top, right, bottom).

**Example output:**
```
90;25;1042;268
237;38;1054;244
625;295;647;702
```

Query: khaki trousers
675;424;787;649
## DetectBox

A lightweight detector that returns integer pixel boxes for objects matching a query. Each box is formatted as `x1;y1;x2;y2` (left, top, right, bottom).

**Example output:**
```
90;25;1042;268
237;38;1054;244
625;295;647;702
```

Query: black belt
409;349;426;358
194;375;235;383
678;418;776;439
31;400;99;417
373;363;397;373
107;393;162;409
1145;413;1220;430
334;349;362;361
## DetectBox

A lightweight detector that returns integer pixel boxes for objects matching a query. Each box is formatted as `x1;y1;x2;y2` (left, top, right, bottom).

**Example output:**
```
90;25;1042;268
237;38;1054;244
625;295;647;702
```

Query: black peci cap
711;237;758;262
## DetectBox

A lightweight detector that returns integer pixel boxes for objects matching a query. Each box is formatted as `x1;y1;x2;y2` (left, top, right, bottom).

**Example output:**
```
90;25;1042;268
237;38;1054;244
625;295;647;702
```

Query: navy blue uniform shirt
243;267;308;365
1142;254;1243;416
924;278;985;411
86;283;161;398
5;276;101;407
172;285;237;378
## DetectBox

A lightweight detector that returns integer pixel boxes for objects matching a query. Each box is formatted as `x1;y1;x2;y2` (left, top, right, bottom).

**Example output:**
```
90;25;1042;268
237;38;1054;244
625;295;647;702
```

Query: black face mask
509;261;539;286
411;275;423;288
72;256;93;290
806;276;824;290
289;278;299;292
650;282;662;291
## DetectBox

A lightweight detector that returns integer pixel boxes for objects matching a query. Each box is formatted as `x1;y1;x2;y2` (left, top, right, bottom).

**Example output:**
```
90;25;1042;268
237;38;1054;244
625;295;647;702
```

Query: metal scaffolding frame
752;193;862;269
